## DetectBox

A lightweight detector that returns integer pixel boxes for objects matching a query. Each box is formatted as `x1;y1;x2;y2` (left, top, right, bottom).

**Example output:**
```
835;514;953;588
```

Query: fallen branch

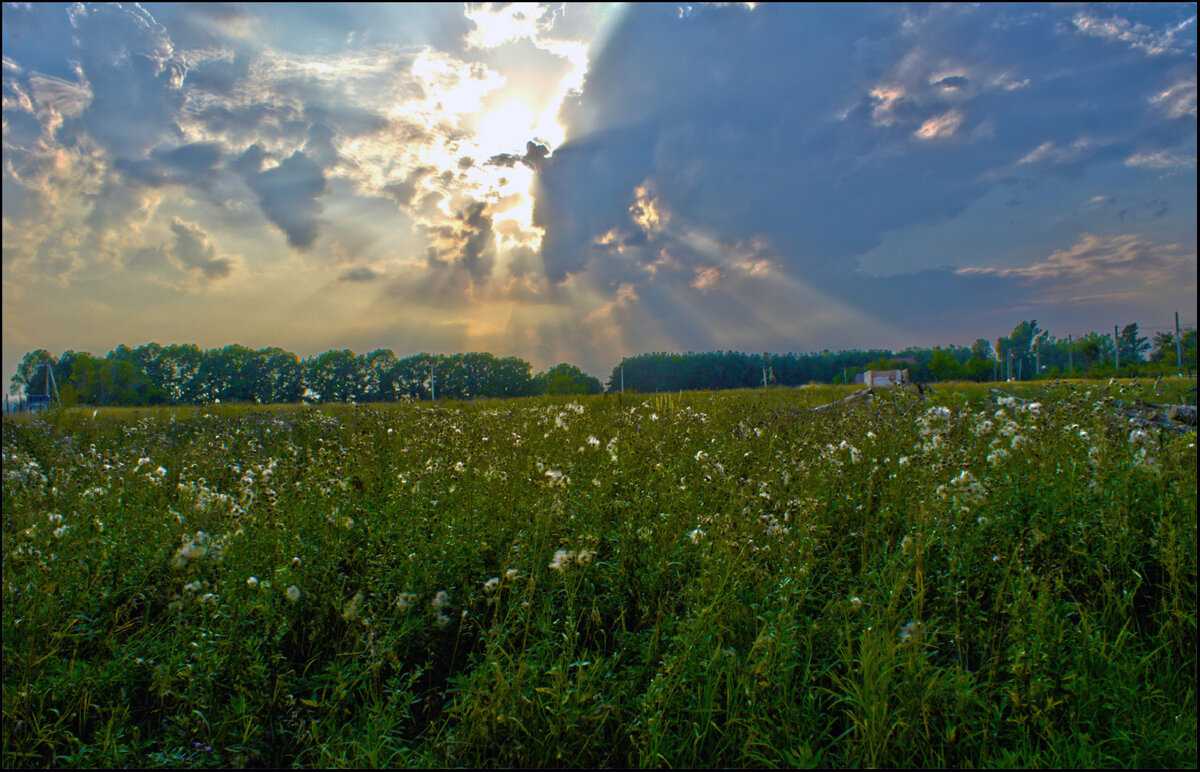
812;388;875;413
1109;397;1197;432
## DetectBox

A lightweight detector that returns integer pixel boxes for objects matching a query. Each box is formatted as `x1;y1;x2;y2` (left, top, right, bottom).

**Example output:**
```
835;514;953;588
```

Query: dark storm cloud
383;166;435;207
338;266;382;283
424;200;496;284
535;2;1197;325
115;142;226;187
237;148;328;249
933;75;970;89
488;141;552;170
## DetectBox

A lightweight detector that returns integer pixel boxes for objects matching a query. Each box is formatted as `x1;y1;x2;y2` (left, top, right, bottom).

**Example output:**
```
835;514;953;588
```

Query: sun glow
477;100;539;154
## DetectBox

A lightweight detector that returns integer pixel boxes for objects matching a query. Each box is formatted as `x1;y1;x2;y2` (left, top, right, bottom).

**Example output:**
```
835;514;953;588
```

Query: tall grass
3;380;1195;767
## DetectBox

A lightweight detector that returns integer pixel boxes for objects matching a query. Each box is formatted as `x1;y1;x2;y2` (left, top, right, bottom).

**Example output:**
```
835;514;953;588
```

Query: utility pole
1176;311;1184;378
1068;335;1073;376
430;364;436;402
47;363;60;405
1114;324;1120;374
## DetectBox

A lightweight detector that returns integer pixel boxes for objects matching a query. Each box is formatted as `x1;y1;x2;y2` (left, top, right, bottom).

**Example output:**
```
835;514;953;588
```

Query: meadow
3;380;1196;768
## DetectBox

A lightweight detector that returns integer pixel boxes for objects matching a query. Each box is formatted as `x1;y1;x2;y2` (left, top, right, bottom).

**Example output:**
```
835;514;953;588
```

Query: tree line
8;346;602;407
8;321;1196;407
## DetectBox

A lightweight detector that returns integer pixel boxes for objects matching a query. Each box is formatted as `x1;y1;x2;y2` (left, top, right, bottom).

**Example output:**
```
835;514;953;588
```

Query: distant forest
8;320;1196;408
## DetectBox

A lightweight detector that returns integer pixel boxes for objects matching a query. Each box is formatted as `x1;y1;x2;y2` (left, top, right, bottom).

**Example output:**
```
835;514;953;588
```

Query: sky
3;2;1196;387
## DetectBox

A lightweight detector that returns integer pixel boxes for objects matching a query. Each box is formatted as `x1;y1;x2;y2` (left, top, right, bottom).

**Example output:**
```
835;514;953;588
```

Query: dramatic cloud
167;216;240;280
236;148;327;249
957;234;1194;286
2;3;1195;389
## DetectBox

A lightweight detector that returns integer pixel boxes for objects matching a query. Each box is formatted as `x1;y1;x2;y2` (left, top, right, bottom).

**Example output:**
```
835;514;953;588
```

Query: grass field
3;380;1196;767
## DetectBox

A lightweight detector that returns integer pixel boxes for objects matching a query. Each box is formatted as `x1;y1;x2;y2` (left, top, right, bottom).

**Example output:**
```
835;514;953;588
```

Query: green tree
928;348;965;382
9;349;55;397
1118;323;1150;365
997;320;1040;380
1076;332;1111;370
540;363;602;395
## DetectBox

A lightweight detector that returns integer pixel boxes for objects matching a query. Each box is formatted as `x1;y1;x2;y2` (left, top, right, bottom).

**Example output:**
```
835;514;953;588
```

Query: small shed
854;369;909;388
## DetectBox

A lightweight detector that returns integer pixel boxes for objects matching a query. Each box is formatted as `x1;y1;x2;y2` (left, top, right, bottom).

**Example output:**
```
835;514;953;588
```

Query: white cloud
1125;149;1196;171
956;234;1195;285
914;109;963;140
1072;12;1196;57
1150;76;1197;119
1017;138;1095;166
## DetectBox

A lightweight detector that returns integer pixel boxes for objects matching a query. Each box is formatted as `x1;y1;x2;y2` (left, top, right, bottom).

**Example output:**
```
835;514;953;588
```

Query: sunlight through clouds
1;3;1195;388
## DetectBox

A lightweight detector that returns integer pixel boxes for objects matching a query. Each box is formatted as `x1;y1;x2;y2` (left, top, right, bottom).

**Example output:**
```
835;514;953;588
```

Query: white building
854;369;909;388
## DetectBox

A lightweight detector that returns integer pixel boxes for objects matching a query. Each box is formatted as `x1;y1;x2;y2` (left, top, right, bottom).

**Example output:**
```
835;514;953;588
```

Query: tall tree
997;320;1041;380
1118;323;1150;365
9;349;55;396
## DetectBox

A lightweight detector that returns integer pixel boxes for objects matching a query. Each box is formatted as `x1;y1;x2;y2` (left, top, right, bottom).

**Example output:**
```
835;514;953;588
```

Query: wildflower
395;592;417;611
587;436;600;448
901;535;914;555
342;591;364;622
689;528;705;544
850;596;862;609
899;620;919;643
549;548;595;571
286;585;301;603
246;576;259;588
171;531;211;569
432;590;450;610
483;577;500;593
435;612;451;628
